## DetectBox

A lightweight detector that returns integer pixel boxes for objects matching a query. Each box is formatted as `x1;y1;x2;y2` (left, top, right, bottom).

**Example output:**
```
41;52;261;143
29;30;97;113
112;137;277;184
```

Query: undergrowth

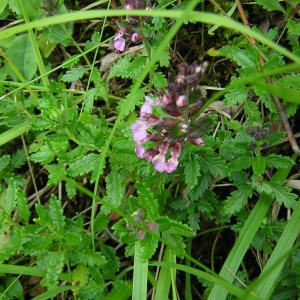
0;0;299;299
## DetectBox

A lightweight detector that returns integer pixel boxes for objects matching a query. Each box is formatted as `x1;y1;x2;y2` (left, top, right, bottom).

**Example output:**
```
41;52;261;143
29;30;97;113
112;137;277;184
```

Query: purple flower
130;61;208;173
135;144;146;158
114;34;125;51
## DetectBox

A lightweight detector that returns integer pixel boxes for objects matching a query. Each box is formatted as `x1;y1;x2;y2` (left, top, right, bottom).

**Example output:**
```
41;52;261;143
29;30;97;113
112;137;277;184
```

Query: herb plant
0;0;299;299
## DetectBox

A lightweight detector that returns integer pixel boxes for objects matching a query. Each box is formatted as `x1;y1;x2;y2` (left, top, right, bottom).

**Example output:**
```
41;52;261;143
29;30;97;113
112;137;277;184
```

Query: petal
132;129;148;142
140;102;153;115
135;144;146;158
114;37;125;51
166;157;179;173
152;154;167;172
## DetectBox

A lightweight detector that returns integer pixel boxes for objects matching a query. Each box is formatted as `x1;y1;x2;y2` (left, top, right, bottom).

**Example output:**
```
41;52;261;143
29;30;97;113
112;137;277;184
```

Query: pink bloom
176;95;187;107
166;157;179;173
114;34;125;51
188;136;204;146
152;154;167;172
135;144;146;158
131;33;141;43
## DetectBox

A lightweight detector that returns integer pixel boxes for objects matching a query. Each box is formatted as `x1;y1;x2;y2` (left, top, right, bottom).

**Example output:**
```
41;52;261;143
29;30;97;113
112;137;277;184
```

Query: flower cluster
113;0;153;51
130;61;208;173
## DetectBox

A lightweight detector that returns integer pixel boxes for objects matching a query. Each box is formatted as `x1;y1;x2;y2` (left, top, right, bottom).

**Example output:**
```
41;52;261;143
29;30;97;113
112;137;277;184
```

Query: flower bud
145;221;158;231
176;95;187;107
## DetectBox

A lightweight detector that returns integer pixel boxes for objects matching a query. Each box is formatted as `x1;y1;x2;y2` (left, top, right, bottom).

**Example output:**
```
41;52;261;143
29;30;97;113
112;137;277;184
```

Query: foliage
0;0;299;299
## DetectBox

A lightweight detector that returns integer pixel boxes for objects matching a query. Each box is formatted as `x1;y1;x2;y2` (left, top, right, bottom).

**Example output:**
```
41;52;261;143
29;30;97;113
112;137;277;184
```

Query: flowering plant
130;61;208;172
113;0;153;51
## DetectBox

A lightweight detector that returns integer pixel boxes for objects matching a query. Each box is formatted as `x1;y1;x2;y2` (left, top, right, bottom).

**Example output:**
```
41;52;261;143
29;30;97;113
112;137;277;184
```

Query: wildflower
130;61;208;173
112;0;153;51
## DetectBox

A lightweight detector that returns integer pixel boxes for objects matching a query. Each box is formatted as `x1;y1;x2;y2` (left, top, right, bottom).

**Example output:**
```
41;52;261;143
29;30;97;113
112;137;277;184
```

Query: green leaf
244;100;261;121
45;164;65;185
67;249;106;267
94;212;109;233
0;0;8;15
34;203;53;228
8;0;43;20
16;190;30;224
104;280;132;300
139;234;159;261
61;67;88;82
66;153;100;177
103;166;124;213
278;73;300;89
198;148;227;178
30;144;55;164
152;71;168;88
264;154;294;169
109;55;147;80
101;245;120;280
136;182;159;220
269;182;298;209
5;277;24;300
223;186;253;215
5;180;18;214
5;34;37;81
117;86;146;116
254;81;300;105
257;0;285;12
38;251;65;286
252;155;266;176
224;78;249;106
64;232;81;247
0;155;10;171
49;195;65;234
184;153;200;189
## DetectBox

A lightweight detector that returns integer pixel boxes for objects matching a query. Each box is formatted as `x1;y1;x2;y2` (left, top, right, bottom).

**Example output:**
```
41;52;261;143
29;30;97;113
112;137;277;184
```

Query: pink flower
135;144;146;158
114;34;125;51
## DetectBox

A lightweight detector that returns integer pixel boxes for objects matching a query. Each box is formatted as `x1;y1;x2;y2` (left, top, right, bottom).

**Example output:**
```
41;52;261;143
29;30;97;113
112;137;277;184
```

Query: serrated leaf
229;156;253;171
269;182;298;209
10;148;27;169
5;180;18;214
101;244;120;280
66;153;100;177
94;212;109;233
64;231;81;247
68;249;106;267
30;144;55;164
189;173;211;201
117;86;146;115
198;149;227;178
0;228;22;263
244;100;261;121
152;71;168;88
16;190;30;224
49;195;65;234
184;153;200;189
223;186;253;215
103;166;124;212
136;181;159;219
34;203;53;228
105;280;132;300
139;234;159;260
0;0;8;15
5;34;37;81
188;211;200;231
45;163;65;185
252;155;266;176
278;73;300;89
39;251;65;286
224;78;249;106
9;0;43;19
265;154;294;169
61;67;88;82
0;155;10;171
257;0;285;12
